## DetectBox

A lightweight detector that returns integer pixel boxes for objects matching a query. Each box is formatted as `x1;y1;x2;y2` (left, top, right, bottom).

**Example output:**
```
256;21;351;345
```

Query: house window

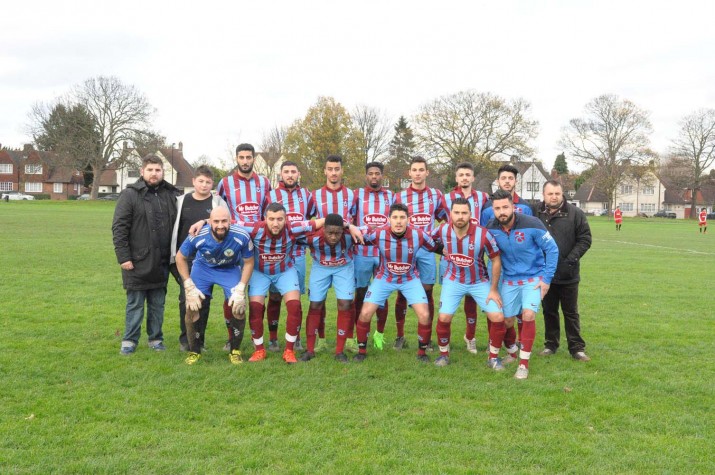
643;186;654;195
620;185;633;195
383;178;390;188
25;182;42;192
25;164;43;174
0;182;13;191
567;190;576;198
618;202;634;211
0;164;13;174
127;168;140;178
640;203;655;212
53;183;63;193
526;182;540;192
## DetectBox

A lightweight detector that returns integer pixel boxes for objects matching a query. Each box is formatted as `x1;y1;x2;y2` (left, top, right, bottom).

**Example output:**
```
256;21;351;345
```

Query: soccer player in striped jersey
699;208;708;233
353;162;393;350
432;198;506;368
441;162;490;355
486;190;559;379
300;214;363;362
312;155;357;350
354;203;442;363
392;156;447;349
175;207;255;365
264;161;316;352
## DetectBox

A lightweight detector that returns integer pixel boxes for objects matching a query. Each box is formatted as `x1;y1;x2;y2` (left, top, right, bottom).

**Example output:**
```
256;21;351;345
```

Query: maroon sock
464;296;477;340
517;319;524;346
284;300;302;351
488;320;506;359
336;309;353;354
306;308;321;353
395;293;407;337
346;302;356;339
356;320;371;354
266;298;281;341
520;320;536;368
354;296;364;332
248;301;265;351
436;320;451;356
318;306;326;339
223;300;233;338
376;305;388;333
417;322;432;355
504;325;517;349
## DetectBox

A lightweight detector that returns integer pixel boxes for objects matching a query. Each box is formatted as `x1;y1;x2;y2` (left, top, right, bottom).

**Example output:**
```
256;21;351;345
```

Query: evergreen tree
554;153;569;174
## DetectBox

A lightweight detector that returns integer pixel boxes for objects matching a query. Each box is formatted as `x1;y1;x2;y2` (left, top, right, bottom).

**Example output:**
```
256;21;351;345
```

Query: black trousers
169;262;212;347
542;282;585;354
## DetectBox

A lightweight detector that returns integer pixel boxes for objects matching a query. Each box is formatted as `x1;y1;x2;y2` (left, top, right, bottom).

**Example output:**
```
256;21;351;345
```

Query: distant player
614;206;623;231
698;208;707;233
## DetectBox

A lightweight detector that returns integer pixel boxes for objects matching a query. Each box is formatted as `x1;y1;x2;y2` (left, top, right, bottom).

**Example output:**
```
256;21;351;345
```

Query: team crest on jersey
343;200;348;207
224;249;235;257
468;244;475;250
365;290;372;298
470;217;480;225
387;262;411;274
363;214;388;227
286;212;304;223
428;198;433;204
408;247;414;254
320;258;347;267
237;202;260;216
515;207;523;213
515;231;525;243
410;213;431;228
259;253;286;263
449;254;475;267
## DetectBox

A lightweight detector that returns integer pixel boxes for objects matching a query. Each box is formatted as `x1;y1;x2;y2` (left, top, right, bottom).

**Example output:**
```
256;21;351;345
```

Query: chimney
178;141;183;151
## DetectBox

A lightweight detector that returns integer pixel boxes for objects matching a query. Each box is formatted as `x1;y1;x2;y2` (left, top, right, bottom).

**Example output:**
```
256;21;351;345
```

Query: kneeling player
175;207;254;365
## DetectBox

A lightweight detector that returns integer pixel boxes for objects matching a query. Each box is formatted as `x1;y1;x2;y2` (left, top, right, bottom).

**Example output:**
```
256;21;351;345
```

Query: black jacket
112;178;179;290
535;200;592;284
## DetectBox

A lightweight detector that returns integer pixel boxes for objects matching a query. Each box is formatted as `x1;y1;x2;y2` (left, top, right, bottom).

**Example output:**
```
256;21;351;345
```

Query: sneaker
502;353;518;365
572;351;591;362
149;341;166;351
294;337;304;352
249;349;266;362
334;352;349;363
486;357;505;371
179;342;189;352
223;341;231;352
229;349;243;365
416;354;430;363
345;338;359;353
314;338;328;352
393;336;408;350
434;355;450;367
299;351;315;362
514;364;529;380
373;331;385;350
120;344;136;356
539;348;555;356
464;335;478;354
353;353;367;363
267;339;280;353
282;349;297;364
185;352;201;365
425;341;435;353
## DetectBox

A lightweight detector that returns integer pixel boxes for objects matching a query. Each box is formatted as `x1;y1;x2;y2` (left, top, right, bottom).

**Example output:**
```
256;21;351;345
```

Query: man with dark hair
353;161;393;350
113;154;180;355
264;161;316;352
170;165;228;351
486;190;558;379
698;207;708;233
536;180;592;361
392;156;447;349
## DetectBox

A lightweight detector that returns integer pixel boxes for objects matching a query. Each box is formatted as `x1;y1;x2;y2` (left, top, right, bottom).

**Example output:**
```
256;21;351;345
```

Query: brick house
0;144;83;199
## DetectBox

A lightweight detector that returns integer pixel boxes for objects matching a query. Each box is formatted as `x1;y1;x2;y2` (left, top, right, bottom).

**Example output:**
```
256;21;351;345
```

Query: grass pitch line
596;238;715;256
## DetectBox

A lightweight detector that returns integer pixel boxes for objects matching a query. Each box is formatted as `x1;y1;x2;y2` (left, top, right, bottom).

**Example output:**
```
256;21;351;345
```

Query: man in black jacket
112;154;180;355
535;180;592;361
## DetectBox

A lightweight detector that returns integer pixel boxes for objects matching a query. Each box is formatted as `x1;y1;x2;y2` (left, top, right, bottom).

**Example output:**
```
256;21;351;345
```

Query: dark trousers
169;263;212;347
542;282;585;354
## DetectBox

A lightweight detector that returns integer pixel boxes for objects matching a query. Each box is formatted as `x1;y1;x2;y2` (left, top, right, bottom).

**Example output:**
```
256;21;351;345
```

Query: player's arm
176;248;205;310
175;250;192;282
534;229;558;298
346;223;364;245
487;253;503;309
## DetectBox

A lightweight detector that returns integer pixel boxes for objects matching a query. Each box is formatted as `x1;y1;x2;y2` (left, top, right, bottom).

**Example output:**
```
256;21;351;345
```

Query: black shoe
393;336;408;350
299;351;315;362
334;352;349;363
353;353;367;363
416;354;430;363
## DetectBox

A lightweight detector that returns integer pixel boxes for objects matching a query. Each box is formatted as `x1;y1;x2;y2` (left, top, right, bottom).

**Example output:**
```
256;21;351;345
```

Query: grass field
1;201;713;474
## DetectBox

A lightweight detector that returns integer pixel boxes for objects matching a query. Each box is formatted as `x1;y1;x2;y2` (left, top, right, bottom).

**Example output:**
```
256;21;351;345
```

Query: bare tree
257;125;288;186
669;108;715;218
352;104;392;164
560;94;653;212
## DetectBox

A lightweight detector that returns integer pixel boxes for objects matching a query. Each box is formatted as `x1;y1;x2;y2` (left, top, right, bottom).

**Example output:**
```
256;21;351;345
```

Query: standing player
393;156;447;349
699;208;707;233
175;207;254;365
354;203;442;363
312;155;357;350
486;190;559;379
433;198;506;368
614;206;623;231
353;162;393;350
441;162;490;354
264;161;316;352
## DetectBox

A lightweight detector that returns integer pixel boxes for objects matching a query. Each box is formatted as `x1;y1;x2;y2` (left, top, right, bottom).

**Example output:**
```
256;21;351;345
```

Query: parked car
589;209;608;216
1;191;35;201
77;194;91;201
653;210;676;219
98;193;120;201
707;212;715;220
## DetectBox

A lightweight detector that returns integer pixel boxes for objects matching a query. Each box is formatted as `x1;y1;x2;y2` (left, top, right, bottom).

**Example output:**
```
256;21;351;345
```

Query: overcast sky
2;0;714;171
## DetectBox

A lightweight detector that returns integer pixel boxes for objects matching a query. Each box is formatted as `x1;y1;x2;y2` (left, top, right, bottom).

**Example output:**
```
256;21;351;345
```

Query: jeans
169;263;213;347
122;287;167;345
542;282;585;354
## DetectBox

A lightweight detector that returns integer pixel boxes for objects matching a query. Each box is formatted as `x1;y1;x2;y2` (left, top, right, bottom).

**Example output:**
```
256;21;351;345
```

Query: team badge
468;244;475;250
224;249;235;257
515;231;525;243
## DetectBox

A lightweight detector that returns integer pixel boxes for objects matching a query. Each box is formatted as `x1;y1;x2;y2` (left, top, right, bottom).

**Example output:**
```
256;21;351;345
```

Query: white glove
184;278;205;311
228;282;247;316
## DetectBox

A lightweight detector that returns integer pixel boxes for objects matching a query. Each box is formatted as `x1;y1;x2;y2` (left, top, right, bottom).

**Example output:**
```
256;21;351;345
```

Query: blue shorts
249;268;300;297
190;263;241;300
354;254;379;288
501;279;542;317
309;261;355;302
270;254;306;295
439;280;501;315
365;278;427;307
415;247;437;285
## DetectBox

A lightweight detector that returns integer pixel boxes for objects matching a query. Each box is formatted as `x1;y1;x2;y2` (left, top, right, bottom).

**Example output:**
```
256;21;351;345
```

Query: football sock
436;320;451;356
346;302;356;339
519;320;536;368
229;316;246;351
488;320;506;359
376;305;388;333
266;297;281;341
356;320;370;354
318;306;326;339
417;322;432;356
223;300;233;338
464;296;477;340
284;300;302;351
306;308;321;353
395;293;407;338
249;301;266;351
504;325;517;349
336;309;353;354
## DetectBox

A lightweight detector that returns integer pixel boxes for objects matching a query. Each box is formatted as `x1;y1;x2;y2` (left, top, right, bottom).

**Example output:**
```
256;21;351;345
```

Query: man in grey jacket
535;180;592;361
112;154;180;355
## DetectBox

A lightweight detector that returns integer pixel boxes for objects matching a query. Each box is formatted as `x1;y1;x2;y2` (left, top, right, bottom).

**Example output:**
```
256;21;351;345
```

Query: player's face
281;166;300;188
266;210;286;236
456;168;474;189
493;198;515;227
366;167;383;190
498;172;516;193
192;174;214;198
543;183;564;209
210;213;230;241
141;163;164;186
389;210;408;234
236;151;254;175
409;163;428;186
324;225;343;246
450;204;471;230
325;161;343;185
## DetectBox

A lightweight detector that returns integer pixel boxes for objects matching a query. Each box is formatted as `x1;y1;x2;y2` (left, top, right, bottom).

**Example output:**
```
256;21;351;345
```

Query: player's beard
212;227;227;241
368;181;381;190
497;213;514;227
454;219;468;230
239;164;254;175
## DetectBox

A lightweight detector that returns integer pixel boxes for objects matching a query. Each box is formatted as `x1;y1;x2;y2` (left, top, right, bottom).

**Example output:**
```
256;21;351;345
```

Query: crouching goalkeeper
175;207;255;365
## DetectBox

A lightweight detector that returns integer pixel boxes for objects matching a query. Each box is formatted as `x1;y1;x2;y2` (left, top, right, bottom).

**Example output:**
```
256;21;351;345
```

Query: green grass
1;202;713;474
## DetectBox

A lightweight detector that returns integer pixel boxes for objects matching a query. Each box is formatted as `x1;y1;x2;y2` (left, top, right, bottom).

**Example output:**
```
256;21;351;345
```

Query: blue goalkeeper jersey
179;224;254;268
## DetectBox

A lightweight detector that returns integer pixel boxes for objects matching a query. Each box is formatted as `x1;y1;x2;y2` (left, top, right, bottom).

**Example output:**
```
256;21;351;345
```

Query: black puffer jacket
112;178;179;290
535;200;592;284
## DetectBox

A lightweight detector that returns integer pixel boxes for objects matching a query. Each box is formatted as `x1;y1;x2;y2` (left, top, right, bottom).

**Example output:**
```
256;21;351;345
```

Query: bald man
176;207;255;365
